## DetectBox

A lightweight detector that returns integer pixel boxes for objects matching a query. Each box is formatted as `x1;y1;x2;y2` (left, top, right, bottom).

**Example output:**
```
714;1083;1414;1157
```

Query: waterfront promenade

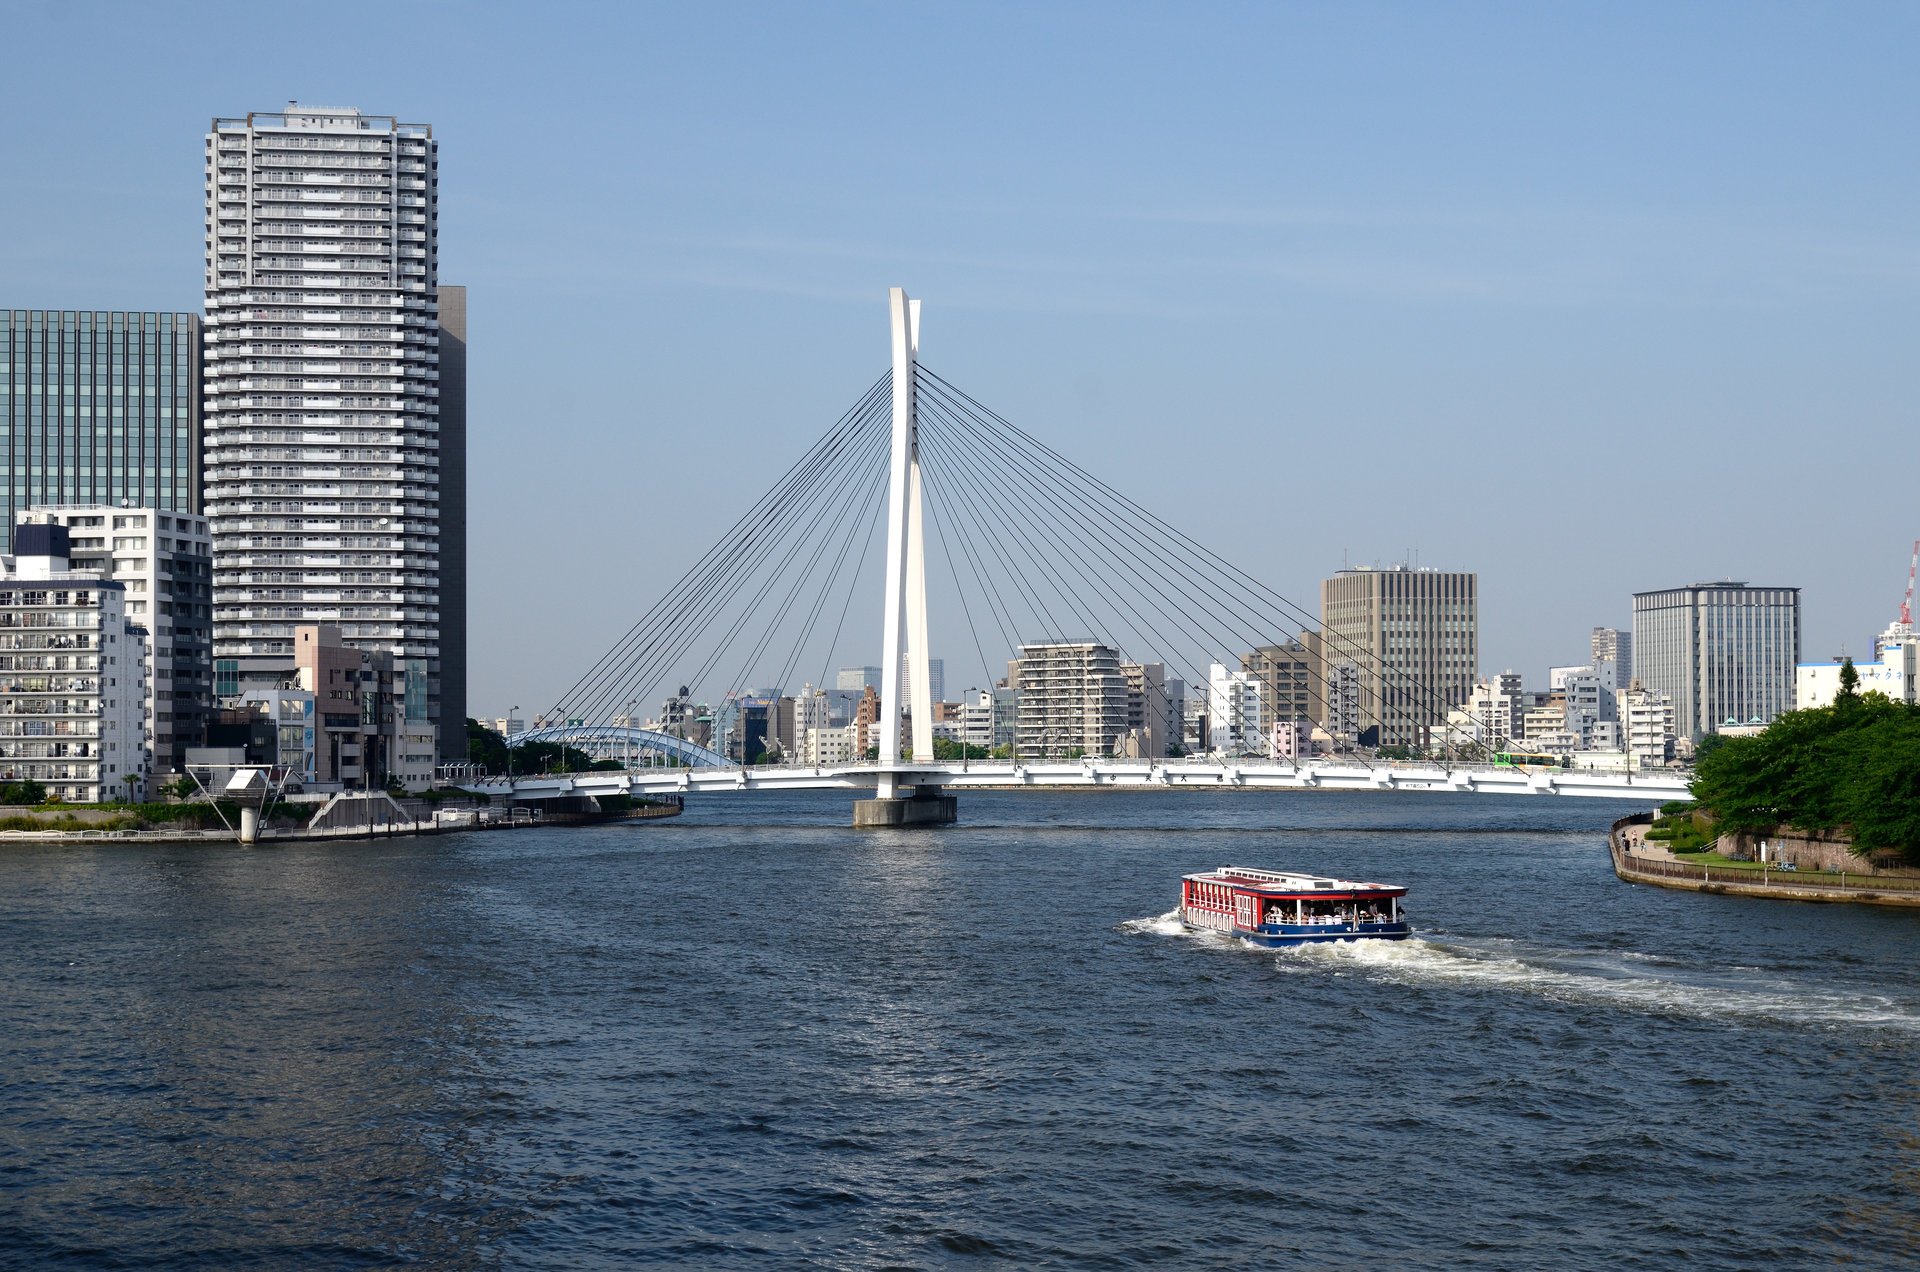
1610;813;1920;907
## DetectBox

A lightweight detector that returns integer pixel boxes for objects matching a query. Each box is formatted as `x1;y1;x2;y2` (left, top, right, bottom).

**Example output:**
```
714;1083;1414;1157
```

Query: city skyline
1;4;1913;717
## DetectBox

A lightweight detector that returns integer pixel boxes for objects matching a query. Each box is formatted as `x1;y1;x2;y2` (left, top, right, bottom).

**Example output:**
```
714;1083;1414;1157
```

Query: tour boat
1179;865;1412;946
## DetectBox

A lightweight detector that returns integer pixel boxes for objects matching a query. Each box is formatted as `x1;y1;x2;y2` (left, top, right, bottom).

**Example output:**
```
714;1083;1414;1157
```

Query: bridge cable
917;367;1521;755
556;397;889;733
551;376;893;730
546;371;891;728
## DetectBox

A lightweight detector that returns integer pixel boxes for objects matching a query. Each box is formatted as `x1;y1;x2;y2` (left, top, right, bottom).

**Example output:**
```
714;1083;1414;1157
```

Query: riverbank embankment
0;795;682;846
1609;813;1920;908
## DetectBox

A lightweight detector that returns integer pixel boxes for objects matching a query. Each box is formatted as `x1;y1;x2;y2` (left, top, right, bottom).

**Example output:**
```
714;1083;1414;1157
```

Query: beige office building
1319;566;1478;750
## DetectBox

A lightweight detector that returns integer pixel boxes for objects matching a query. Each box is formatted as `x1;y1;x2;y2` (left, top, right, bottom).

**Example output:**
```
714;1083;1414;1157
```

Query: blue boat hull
1221;922;1413;947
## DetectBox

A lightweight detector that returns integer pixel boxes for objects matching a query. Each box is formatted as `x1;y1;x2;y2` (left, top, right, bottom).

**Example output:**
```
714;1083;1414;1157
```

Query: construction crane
1902;539;1919;627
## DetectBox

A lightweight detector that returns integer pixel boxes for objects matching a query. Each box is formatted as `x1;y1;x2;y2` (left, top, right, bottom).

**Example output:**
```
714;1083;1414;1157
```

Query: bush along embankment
1688;670;1920;866
0;800;288;835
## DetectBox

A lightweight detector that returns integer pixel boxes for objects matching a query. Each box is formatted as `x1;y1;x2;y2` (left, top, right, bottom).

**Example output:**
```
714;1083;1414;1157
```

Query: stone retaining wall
1715;828;1920;878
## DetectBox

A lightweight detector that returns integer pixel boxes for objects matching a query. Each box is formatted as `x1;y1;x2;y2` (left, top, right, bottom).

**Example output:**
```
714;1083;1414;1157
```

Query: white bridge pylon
876;286;934;796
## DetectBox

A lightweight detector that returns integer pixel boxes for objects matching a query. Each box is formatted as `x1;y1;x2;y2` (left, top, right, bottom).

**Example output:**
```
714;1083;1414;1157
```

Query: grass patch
1670;849;1844;876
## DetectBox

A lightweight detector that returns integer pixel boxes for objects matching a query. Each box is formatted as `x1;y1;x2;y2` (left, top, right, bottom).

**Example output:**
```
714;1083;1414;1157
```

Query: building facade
203;105;459;760
1622;682;1678;768
18;506;212;773
1797;642;1919;711
1632;582;1801;739
212;622;433;790
1591;627;1631;690
0;310;200;554
1120;661;1169;757
0;524;148;800
1240;639;1324;741
1319;566;1478;750
1012;640;1128;759
1207;662;1264;756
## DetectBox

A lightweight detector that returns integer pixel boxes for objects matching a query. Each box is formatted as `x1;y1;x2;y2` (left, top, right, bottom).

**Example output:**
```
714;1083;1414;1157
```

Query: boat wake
1123;910;1920;1033
1118;909;1203;940
1279;936;1920;1033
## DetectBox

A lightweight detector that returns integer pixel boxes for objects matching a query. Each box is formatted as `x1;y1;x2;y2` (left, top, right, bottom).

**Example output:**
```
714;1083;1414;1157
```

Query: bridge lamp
507;705;519;781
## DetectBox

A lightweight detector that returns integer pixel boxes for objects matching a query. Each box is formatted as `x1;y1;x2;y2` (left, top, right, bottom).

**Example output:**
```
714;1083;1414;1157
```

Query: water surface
3;791;1918;1268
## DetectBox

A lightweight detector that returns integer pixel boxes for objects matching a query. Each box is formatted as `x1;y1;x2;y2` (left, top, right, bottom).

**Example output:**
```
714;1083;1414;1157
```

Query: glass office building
1633;582;1800;740
0;311;201;552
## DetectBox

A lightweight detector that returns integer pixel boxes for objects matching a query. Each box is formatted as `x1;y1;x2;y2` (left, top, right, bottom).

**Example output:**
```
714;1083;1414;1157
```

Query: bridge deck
457;759;1692;803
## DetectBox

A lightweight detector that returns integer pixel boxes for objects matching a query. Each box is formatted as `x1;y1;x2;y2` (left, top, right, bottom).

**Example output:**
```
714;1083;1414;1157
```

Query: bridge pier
853;788;957;828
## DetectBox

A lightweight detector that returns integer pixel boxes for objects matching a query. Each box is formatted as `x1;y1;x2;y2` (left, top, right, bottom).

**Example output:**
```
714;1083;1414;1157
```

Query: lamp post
506;705;519;783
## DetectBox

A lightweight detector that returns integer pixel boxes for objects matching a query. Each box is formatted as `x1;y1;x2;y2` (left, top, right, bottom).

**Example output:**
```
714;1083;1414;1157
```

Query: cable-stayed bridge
479;290;1692;820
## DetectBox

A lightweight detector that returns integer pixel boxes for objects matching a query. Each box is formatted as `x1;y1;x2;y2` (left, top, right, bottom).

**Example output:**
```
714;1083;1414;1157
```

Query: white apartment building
203;105;465;756
1466;670;1525;749
1560;665;1619;750
1591;627;1631;690
0;525;148;801
19;506;212;773
799;723;858;765
1207;663;1264;756
1623;682;1678;768
1013;641;1128;759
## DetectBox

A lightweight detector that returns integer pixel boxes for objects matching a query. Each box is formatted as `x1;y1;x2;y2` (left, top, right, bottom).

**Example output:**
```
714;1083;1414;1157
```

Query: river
3;790;1918;1268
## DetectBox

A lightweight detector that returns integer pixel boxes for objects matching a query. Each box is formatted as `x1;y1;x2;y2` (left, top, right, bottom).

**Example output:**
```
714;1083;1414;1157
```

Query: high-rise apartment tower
203;106;465;758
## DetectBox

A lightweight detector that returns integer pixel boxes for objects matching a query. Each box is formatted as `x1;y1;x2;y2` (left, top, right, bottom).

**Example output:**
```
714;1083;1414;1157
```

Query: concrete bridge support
853;787;958;828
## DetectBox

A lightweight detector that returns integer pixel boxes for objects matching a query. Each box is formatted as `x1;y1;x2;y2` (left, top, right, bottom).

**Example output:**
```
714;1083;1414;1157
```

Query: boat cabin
1179;865;1410;944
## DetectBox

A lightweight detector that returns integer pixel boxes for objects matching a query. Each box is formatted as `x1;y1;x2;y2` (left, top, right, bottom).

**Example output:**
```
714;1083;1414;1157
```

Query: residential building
852;685;881;758
203;106;467;759
1560;665;1618;750
1439;671;1525;752
1324;662;1360;748
18;506;213;773
1164;677;1186;755
1012;640;1128;758
1120;661;1169;757
1269;718;1311;760
1521;696;1570;748
1182;693;1208;753
1207;662;1264;756
0;310;201;554
1622;681;1678;768
799;722;858;765
0;523;149;801
958;688;1015;752
1319;566;1478;749
1472;670;1525;750
1591;627;1631;690
1633;582;1801;739
1240;638;1325;739
212;622;433;789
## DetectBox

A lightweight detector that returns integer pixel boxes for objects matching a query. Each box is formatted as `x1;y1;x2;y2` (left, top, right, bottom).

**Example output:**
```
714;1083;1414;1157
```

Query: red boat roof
1182;864;1407;897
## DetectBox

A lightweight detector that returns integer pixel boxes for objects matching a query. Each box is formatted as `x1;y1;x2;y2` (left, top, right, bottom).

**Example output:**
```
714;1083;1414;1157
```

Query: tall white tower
203;106;448;745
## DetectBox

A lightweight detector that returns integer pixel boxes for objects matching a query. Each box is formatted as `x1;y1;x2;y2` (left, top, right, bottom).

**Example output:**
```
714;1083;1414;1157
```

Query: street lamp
506;705;519;782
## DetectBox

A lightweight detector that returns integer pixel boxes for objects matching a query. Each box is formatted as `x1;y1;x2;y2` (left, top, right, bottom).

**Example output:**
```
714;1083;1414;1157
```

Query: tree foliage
1691;693;1920;862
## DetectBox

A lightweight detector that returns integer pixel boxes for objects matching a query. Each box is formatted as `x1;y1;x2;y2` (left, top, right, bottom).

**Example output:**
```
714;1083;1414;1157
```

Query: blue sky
3;2;1914;716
